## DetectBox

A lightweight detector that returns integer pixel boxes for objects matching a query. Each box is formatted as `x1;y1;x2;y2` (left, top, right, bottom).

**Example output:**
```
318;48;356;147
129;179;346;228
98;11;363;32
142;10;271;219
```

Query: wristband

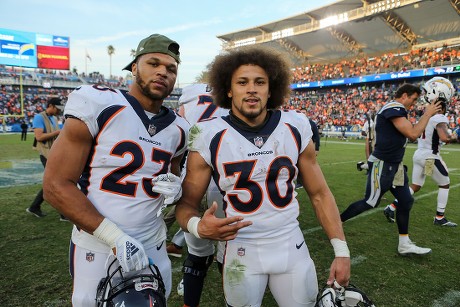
330;238;350;258
187;216;201;239
93;218;125;248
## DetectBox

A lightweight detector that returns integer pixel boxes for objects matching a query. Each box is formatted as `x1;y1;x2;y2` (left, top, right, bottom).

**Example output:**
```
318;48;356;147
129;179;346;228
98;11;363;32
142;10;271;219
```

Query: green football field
1;133;459;306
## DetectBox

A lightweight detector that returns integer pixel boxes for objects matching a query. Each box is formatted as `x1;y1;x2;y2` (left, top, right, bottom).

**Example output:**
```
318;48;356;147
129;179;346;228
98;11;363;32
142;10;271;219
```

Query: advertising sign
0;28;69;70
37;45;70;70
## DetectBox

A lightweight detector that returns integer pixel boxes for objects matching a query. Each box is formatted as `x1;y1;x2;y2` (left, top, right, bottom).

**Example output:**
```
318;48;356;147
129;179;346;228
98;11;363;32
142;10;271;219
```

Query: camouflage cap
123;34;180;71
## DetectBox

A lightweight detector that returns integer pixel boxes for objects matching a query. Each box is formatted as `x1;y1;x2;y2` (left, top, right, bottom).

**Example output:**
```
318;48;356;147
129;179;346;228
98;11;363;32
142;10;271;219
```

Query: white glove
114;234;149;272
93;218;149;272
152;173;182;206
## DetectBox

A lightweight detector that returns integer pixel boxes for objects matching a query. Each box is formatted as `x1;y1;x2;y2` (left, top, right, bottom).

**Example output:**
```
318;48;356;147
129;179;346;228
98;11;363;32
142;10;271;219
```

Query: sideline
0;159;43;187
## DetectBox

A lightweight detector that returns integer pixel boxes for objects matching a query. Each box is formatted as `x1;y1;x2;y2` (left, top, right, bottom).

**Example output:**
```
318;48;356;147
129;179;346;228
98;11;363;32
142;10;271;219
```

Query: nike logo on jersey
296;241;305;249
156;241;164;251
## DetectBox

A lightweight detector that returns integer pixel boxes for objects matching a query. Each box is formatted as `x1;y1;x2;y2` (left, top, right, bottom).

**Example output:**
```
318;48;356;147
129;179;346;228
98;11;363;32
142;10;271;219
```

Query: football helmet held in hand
422;77;455;104
315;283;375;307
316;286;339;307
96;258;166;307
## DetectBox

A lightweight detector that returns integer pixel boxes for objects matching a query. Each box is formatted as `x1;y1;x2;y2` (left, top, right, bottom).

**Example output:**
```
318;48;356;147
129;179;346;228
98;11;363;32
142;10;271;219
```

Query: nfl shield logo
86;252;95;262
237;247;245;257
148;124;157;136
254;136;264;148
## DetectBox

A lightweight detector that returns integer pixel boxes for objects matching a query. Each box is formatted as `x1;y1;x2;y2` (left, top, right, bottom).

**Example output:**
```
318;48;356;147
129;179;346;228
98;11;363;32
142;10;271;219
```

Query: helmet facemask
96;258;166;307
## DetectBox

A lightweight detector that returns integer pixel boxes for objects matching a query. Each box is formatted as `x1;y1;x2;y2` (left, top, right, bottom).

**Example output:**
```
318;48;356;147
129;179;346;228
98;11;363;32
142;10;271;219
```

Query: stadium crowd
1;45;460;134
0;64;129;127
0;84;71;126
292;45;460;83
287;85;460;134
0;65;129;87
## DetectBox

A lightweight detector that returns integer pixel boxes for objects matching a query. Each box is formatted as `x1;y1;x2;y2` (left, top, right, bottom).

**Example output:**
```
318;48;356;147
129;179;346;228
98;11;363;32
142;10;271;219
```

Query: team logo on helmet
422;77;455;104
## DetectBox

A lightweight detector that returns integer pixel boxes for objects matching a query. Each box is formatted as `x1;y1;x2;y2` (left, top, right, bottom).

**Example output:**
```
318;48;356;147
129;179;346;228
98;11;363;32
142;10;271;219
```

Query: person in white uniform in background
384;77;458;227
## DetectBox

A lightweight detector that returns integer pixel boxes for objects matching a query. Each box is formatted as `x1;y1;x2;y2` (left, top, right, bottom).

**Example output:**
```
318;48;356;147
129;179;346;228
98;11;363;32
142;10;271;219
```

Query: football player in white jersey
178;83;230;123
384;77;457;227
357;110;376;172
175;46;350;307
170;83;230;306
42;34;189;306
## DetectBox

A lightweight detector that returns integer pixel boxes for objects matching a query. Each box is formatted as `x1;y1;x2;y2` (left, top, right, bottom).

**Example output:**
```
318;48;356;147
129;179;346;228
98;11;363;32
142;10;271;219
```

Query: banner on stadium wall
0;28;69;70
37;45;70;70
291;65;460;89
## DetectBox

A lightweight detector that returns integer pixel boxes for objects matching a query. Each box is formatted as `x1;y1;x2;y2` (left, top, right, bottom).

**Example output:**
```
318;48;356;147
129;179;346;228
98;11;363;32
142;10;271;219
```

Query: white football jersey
190;110;313;241
180;83;229;216
65;85;190;251
362;118;375;137
417;113;448;157
179;83;229;124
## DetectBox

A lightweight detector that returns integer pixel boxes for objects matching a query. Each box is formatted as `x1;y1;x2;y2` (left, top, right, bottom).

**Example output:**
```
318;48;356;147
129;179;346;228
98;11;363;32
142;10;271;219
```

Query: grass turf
1;133;459;306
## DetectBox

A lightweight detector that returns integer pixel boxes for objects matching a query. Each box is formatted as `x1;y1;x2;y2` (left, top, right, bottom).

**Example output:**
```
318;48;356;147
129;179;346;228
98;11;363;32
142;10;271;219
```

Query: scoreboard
0;28;70;70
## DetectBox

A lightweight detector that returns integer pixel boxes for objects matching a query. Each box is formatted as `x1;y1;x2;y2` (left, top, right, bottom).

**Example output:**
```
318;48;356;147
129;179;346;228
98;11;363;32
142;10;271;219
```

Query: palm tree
130;49;136;58
195;71;209;83
195;63;212;83
107;45;115;78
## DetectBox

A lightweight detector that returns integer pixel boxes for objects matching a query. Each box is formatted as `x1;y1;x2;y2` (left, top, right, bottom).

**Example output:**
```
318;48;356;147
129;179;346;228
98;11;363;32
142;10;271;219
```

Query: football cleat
383;206;395;223
177;279;184;296
315;283;375;307
96;258;166;307
26;207;46;218
166;243;183;258
398;240;431;256
433;217;457;227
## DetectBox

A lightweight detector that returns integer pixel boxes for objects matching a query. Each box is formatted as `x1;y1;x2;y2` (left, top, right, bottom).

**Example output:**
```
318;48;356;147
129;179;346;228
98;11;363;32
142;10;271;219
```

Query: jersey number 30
224;157;295;213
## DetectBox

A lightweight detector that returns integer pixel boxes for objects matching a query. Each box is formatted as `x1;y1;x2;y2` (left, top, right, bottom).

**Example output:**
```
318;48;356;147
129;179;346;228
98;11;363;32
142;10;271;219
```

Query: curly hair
208;45;292;109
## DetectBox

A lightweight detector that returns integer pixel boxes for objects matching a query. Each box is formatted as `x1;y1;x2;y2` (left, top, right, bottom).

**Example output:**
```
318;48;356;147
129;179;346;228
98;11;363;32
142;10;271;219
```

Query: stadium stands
287;83;460;138
292;45;460;83
1;47;459;136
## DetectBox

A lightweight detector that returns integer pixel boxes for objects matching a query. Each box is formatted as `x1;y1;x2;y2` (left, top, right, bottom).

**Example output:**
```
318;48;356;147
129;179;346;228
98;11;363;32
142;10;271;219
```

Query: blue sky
1;0;337;86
